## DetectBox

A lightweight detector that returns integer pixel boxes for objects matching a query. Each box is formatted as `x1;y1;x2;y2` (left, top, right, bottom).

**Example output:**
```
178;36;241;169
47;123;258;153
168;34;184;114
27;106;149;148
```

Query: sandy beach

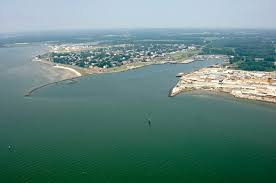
54;65;82;77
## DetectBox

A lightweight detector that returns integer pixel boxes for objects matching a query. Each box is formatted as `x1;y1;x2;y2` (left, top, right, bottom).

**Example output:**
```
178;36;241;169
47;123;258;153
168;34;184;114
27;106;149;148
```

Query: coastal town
34;42;231;76
170;66;276;103
31;31;275;104
36;43;202;69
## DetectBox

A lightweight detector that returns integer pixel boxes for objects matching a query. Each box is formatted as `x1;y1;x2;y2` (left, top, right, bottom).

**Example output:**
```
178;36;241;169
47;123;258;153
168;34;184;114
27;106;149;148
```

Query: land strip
170;66;276;103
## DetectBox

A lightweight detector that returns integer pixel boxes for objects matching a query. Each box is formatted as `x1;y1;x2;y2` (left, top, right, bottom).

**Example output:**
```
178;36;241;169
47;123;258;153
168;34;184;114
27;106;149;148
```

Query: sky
1;0;276;33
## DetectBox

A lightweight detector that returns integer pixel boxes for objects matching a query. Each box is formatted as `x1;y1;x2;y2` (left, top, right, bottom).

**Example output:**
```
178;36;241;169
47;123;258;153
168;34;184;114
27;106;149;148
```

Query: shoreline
24;60;162;97
24;58;226;97
172;89;276;106
26;58;213;97
25;60;84;97
53;65;82;77
169;67;276;104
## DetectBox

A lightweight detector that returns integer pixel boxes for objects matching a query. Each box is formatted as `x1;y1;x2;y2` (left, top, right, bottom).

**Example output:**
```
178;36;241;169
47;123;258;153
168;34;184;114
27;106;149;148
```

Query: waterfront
170;67;276;103
1;45;276;183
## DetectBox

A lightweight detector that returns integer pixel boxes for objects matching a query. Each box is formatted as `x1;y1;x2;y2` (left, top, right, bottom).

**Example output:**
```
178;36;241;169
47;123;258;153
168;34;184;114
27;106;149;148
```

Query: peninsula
170;66;276;103
34;42;208;76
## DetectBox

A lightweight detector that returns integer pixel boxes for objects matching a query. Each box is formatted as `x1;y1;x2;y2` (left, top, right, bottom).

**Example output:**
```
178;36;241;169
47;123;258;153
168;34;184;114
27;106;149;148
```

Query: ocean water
0;45;276;183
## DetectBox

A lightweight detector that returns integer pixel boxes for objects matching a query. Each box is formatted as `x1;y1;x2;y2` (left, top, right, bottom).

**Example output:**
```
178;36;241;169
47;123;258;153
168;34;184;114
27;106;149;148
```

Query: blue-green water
1;45;276;183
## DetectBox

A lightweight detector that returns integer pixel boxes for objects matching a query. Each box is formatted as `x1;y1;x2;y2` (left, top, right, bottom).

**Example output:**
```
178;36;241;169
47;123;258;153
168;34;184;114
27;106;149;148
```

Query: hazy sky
1;0;276;33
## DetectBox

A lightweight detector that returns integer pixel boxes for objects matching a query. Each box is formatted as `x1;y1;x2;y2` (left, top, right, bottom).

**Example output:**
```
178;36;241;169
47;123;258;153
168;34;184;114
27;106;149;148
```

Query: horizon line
1;27;276;35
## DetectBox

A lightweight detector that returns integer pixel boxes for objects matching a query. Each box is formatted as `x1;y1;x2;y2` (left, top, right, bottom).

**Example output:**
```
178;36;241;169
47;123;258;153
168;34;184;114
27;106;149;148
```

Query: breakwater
24;77;80;97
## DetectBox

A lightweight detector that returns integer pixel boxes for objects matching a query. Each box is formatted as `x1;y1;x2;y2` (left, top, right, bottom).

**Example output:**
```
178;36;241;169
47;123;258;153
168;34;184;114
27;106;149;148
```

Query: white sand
53;65;82;77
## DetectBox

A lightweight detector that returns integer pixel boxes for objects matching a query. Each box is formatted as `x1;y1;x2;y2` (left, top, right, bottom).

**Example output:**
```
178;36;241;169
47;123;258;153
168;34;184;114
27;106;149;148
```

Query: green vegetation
171;50;199;61
238;60;275;71
202;36;276;71
48;43;190;68
202;46;234;55
32;29;276;71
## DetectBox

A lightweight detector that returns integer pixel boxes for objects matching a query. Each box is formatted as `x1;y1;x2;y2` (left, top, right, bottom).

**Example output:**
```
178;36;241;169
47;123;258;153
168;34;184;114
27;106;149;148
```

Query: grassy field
170;50;200;62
